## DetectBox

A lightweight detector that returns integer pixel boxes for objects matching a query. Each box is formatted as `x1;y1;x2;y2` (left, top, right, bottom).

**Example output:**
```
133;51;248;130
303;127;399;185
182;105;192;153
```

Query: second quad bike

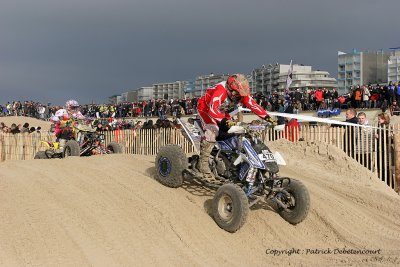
35;125;123;159
155;119;310;233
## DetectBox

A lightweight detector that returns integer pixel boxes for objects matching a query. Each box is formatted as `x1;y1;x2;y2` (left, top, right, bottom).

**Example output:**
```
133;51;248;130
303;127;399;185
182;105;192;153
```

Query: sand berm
0;131;399;266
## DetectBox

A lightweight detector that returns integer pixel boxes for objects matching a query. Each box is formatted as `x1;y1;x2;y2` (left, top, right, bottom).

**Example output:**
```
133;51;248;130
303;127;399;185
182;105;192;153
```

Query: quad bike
155;119;310;233
35;125;123;159
75;128;123;156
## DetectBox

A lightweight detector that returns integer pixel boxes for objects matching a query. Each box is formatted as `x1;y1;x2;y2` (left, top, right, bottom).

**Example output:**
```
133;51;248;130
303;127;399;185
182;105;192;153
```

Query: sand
0;116;53;131
0;136;399;266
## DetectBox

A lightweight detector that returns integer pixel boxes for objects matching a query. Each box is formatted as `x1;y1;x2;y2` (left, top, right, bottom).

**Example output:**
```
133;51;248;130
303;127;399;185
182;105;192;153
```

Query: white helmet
54;108;68;117
65;99;79;110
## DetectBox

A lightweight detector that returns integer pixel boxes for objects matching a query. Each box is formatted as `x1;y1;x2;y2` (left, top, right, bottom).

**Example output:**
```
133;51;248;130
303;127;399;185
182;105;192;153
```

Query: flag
285;60;293;96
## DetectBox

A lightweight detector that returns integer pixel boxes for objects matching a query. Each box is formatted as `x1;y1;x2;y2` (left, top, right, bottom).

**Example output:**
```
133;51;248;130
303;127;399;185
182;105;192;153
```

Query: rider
196;73;276;181
65;99;85;119
53;100;83;150
50;110;73;152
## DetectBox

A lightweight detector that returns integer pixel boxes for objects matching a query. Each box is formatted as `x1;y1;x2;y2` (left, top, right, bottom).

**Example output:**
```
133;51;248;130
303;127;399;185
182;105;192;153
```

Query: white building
251;63;337;95
128;86;153;102
195;73;229;97
388;49;400;83
153;81;187;100
337;49;390;93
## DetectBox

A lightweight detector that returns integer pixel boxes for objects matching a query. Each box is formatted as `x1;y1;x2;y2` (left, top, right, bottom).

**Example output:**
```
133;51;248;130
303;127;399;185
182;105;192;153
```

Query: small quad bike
35;125;122;159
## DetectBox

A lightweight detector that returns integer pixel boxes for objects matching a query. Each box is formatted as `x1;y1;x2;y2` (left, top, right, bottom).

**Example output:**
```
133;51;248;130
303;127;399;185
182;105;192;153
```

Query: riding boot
197;140;216;182
56;139;66;154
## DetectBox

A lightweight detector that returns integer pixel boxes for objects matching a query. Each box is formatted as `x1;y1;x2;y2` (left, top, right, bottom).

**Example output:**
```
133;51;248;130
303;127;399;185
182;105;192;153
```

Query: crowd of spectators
87;117;180;131
1;101;47;119
75;82;400;119
1;82;399;131
0;121;42;134
254;82;400;116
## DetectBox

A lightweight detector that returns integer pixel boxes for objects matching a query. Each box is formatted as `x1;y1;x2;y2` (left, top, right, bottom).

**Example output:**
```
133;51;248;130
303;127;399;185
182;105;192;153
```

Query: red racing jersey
197;81;269;123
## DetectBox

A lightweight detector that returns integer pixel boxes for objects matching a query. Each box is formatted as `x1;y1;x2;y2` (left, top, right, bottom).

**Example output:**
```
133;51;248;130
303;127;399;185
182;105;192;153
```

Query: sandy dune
0;138;399;266
0;116;52;131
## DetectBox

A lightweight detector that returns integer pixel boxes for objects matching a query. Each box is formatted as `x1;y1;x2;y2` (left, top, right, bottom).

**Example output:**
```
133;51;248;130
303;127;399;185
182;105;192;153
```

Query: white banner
285;60;293;95
268;111;381;129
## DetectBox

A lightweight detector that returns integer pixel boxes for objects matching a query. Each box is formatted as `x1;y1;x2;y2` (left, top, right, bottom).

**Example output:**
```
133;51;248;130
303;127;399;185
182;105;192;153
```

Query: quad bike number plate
261;150;276;162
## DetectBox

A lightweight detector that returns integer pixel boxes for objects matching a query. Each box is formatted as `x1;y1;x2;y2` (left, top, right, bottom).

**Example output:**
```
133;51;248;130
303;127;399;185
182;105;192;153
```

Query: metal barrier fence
0;124;399;192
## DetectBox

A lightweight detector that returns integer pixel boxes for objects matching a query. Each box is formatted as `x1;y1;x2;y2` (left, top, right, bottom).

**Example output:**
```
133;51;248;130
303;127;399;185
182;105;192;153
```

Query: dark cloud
0;0;399;105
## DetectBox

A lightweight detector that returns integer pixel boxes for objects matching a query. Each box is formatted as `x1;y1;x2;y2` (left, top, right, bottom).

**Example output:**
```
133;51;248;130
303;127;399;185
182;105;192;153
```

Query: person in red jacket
315;88;324;109
284;118;300;142
196;73;275;181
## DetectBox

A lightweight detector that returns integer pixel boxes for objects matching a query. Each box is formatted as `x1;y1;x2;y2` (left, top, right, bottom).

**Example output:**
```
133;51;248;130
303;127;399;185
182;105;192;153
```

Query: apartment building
337;49;390;93
183;79;196;97
127;86;153;102
251;64;278;94
153;81;186;100
119;81;186;102
388;49;400;83
251;63;337;95
117;64;337;102
191;73;229;97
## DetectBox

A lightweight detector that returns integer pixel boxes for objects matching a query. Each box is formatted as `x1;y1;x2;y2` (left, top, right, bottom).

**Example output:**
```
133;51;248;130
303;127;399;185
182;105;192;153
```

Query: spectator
134;121;143;130
362;85;370;109
389;100;400;116
374;113;392;185
381;99;389;113
2;126;10;133
315;88;324;109
0;122;5;132
338;95;346;109
331;108;358;158
387;81;396;104
142;119;154;129
284;118;300;142
10;123;20;134
396;82;400;103
95;123;104;132
21;122;30;133
354;85;363;108
355;112;373;170
344;108;359;156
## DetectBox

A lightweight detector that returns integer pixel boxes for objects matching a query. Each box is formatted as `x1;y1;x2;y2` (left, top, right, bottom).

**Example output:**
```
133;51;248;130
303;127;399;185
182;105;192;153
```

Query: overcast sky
1;0;399;105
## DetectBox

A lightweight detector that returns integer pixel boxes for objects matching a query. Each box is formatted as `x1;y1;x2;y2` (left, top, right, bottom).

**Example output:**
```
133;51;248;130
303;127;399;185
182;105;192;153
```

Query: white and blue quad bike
155;119;310;233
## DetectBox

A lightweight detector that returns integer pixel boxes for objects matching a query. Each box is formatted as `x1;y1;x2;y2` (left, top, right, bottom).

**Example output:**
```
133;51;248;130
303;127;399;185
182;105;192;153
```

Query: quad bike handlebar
227;122;275;135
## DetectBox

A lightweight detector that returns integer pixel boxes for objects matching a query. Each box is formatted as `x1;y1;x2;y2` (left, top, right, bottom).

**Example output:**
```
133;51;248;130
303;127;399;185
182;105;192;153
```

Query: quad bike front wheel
277;179;310;224
34;151;48;159
212;183;249;233
64;140;80;157
155;145;187;188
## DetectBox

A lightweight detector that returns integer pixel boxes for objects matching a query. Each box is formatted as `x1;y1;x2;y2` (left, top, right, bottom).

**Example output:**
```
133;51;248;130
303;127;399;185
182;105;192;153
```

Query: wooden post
0;134;4;162
394;132;400;193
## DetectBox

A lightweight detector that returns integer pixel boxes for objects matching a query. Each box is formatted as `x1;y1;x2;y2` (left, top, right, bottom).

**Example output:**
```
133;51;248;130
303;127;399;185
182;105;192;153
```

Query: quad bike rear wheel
212;183;249;233
64;140;80;157
277;179;310;224
155;145;187;188
107;141;123;154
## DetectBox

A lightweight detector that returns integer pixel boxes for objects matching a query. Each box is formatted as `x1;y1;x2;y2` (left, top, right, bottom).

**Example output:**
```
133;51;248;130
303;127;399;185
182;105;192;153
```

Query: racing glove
264;115;277;126
220;118;237;132
226;120;237;128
